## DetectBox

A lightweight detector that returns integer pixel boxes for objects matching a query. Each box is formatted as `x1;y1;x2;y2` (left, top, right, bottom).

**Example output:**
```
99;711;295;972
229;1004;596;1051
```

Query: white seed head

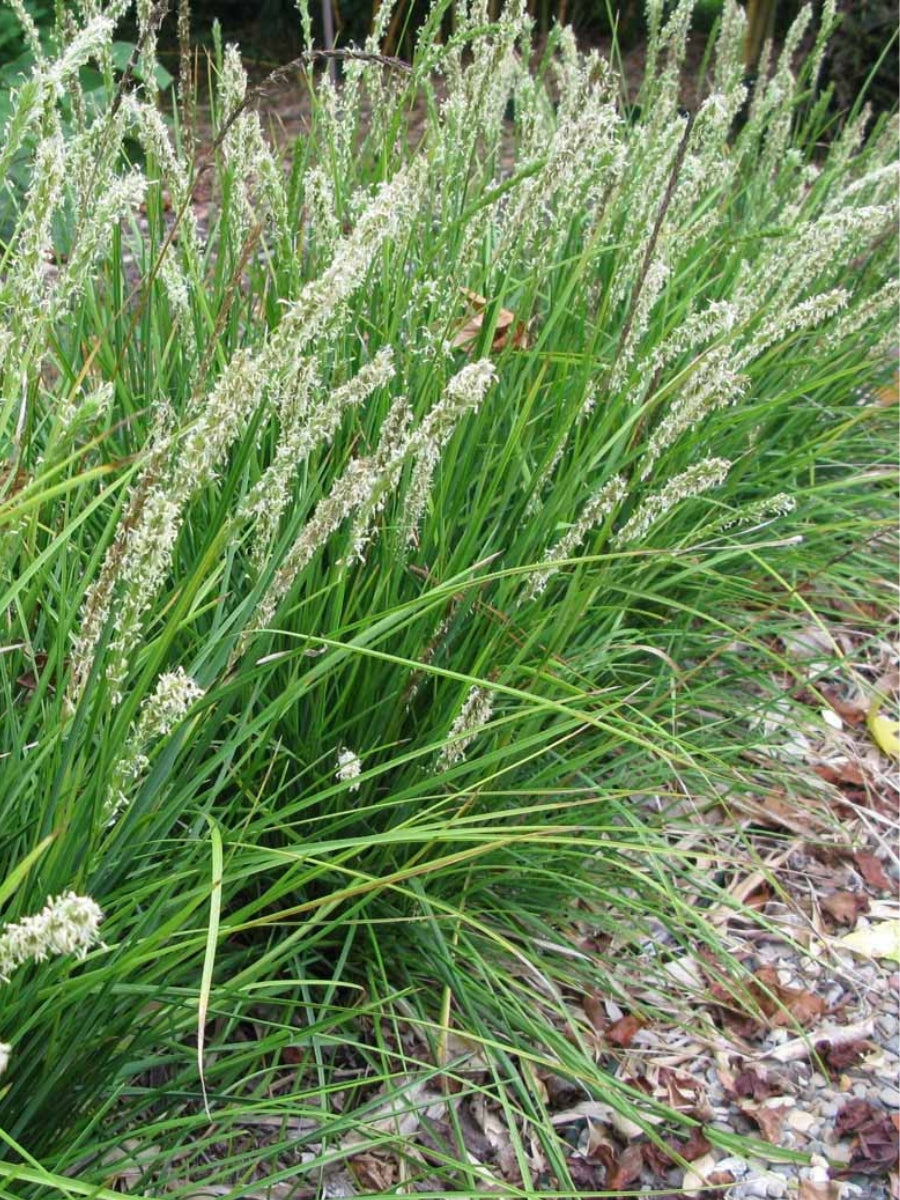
0;892;104;983
438;685;494;770
336;746;362;791
105;667;205;823
615;458;731;546
524;475;626;602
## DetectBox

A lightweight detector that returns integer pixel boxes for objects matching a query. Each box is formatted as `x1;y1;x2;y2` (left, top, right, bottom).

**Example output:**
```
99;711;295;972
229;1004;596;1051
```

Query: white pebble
715;1156;749;1178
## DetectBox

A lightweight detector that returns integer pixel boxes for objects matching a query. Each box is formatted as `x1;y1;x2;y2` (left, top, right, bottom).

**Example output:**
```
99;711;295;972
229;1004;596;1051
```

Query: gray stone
741;1180;771;1199
876;1013;899;1040
879;1085;900;1107
715;1156;750;1179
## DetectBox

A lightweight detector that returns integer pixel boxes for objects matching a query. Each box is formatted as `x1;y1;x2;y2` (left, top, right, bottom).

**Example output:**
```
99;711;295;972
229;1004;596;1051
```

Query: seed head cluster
438;685;495;770
0;893;104;984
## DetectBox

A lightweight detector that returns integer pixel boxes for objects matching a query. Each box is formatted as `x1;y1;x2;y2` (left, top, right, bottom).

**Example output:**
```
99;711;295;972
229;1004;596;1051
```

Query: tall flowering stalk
243;359;496;643
106;667;206;824
241;349;396;569
67;165;423;707
523;476;626;603
614;458;732;547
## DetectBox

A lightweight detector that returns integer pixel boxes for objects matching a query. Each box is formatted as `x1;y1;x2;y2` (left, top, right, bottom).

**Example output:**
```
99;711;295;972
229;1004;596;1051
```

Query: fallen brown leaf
0;463;29;498
350;1152;396;1191
819;688;869;726
813;761;868;787
606;1012;646;1047
740;1099;789;1144
582;991;606;1033
816;1037;873;1073
568;1156;604;1190
730;788;830;836
642;1127;711;1176
731;1065;774;1102
835;1098;886;1134
854;852;894;893
707;1169;739;1186
833;1100;899;1177
606;1143;644;1190
874;372;899;406
821;890;870;926
711;966;826;1037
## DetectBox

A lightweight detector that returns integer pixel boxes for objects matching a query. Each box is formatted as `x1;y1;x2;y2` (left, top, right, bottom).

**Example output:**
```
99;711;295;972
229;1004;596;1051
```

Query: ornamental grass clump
0;0;896;1191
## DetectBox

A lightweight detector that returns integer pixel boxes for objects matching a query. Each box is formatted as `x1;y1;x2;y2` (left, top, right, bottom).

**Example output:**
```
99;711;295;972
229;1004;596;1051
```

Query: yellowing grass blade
198;816;224;1121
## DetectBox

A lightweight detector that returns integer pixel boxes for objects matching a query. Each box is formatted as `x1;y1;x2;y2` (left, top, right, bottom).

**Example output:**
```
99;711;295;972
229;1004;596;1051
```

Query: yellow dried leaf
838;920;900;963
867;700;900;759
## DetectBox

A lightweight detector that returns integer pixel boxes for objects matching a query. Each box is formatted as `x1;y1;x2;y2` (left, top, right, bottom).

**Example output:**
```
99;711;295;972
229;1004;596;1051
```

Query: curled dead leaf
452;287;529;354
739;1097;792;1144
832;1100;899;1177
606;1012;646;1047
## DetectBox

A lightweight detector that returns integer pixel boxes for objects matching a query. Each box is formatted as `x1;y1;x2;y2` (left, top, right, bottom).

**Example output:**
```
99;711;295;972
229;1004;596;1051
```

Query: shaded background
0;2;896;113
182;0;897;113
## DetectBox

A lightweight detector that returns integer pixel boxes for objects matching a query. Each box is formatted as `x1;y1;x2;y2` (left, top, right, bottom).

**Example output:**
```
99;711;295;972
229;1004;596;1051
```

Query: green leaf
110;40;173;91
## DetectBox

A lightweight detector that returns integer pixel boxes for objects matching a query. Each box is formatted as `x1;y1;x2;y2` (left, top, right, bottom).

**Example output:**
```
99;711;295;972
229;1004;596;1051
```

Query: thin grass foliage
0;0;896;1193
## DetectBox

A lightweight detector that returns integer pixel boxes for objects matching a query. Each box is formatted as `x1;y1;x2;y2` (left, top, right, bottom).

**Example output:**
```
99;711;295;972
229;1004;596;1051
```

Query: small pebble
876;1013;899;1039
715;1156;750;1178
741;1180;770;1199
878;1084;900;1107
787;1108;817;1133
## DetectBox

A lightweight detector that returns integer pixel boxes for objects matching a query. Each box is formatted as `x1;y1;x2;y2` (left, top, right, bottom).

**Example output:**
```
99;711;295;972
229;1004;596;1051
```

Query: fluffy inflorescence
336;747;363;791
106;667;206;823
0;893;104;983
438;685;495;770
67;162;425;706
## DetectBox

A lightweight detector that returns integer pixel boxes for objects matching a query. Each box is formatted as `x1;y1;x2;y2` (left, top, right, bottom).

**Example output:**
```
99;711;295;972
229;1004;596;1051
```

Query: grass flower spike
336;747;362;791
438;685;494;770
0;894;104;984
